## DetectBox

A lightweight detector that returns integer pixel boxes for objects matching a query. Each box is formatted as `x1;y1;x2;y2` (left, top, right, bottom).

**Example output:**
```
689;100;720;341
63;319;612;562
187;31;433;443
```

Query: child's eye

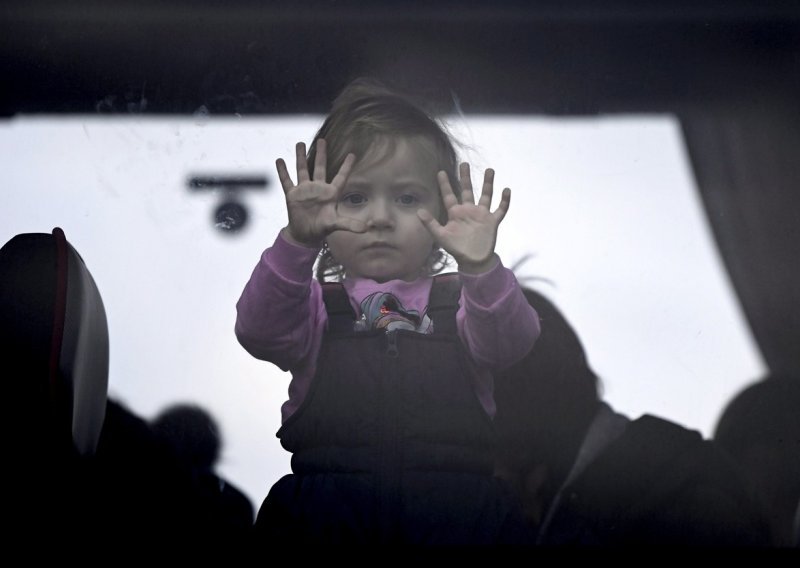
341;193;366;206
397;194;419;206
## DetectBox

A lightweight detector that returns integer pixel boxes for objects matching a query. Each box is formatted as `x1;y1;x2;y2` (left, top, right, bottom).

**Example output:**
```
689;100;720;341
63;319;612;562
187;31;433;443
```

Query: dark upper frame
2;0;798;116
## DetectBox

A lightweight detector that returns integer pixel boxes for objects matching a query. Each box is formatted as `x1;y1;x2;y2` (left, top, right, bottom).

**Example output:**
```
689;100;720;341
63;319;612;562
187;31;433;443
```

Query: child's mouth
364;242;395;250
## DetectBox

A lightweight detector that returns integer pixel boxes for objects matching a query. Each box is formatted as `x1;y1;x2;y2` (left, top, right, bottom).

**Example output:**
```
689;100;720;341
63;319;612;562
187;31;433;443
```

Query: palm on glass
418;163;511;273
276;139;365;248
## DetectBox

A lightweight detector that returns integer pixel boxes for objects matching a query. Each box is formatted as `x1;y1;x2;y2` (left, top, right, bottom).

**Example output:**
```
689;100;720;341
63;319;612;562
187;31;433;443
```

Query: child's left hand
417;163;511;274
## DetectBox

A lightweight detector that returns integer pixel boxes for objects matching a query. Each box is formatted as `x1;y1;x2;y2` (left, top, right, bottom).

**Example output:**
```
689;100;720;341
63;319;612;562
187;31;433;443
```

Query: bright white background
0;114;765;510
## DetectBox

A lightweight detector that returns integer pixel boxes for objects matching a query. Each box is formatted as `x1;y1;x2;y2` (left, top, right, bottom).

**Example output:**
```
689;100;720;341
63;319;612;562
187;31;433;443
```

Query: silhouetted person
494;287;774;547
714;377;800;547
151;403;255;537
92;398;220;549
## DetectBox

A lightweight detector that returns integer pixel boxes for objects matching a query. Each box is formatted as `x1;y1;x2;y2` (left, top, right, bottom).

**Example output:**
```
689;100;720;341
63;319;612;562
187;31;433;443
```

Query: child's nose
366;199;394;229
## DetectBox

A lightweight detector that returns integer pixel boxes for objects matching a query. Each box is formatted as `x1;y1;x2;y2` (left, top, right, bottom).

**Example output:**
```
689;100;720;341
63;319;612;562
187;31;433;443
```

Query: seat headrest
0;227;108;455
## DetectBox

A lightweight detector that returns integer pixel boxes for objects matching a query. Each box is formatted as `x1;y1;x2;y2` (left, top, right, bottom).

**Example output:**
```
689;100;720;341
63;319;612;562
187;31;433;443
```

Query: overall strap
428;273;462;335
321;282;356;333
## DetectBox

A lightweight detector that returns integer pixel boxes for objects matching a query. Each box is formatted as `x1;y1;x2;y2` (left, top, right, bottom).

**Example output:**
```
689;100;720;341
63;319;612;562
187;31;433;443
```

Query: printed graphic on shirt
354;292;433;334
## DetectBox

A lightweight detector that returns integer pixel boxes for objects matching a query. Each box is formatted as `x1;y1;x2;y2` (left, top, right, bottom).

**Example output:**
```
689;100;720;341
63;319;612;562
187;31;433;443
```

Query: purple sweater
235;232;541;423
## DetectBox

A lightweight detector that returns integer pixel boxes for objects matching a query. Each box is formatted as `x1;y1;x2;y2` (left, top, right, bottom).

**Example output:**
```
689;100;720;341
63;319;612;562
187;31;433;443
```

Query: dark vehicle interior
3;0;798;547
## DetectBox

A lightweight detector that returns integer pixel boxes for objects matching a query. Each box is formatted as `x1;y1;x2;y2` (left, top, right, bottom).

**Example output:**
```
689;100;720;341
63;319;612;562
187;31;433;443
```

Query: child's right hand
276;139;366;248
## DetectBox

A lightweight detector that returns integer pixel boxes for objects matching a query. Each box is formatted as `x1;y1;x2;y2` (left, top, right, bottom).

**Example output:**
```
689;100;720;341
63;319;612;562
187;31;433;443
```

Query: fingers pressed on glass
296;142;310;183
479;168;495;209
276;158;294;193
331;153;356;190
417;209;444;238
437;171;459;209
314;138;327;183
333;216;367;234
493;188;511;222
459;163;475;204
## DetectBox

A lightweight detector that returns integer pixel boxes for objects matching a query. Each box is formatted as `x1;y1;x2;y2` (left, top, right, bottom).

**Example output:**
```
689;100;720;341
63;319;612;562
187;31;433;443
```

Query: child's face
326;137;443;283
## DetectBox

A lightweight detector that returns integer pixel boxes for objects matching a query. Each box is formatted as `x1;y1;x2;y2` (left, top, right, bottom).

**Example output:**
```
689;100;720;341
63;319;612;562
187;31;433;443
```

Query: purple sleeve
456;255;541;371
234;231;326;372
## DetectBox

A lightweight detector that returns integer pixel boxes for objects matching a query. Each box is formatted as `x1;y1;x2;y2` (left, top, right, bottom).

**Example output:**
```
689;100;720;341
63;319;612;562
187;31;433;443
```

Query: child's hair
306;77;461;282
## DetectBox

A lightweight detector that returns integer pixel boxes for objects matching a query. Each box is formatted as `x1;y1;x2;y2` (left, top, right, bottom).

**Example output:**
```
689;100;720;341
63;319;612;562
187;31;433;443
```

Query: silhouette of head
151;403;221;471
714;377;800;546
